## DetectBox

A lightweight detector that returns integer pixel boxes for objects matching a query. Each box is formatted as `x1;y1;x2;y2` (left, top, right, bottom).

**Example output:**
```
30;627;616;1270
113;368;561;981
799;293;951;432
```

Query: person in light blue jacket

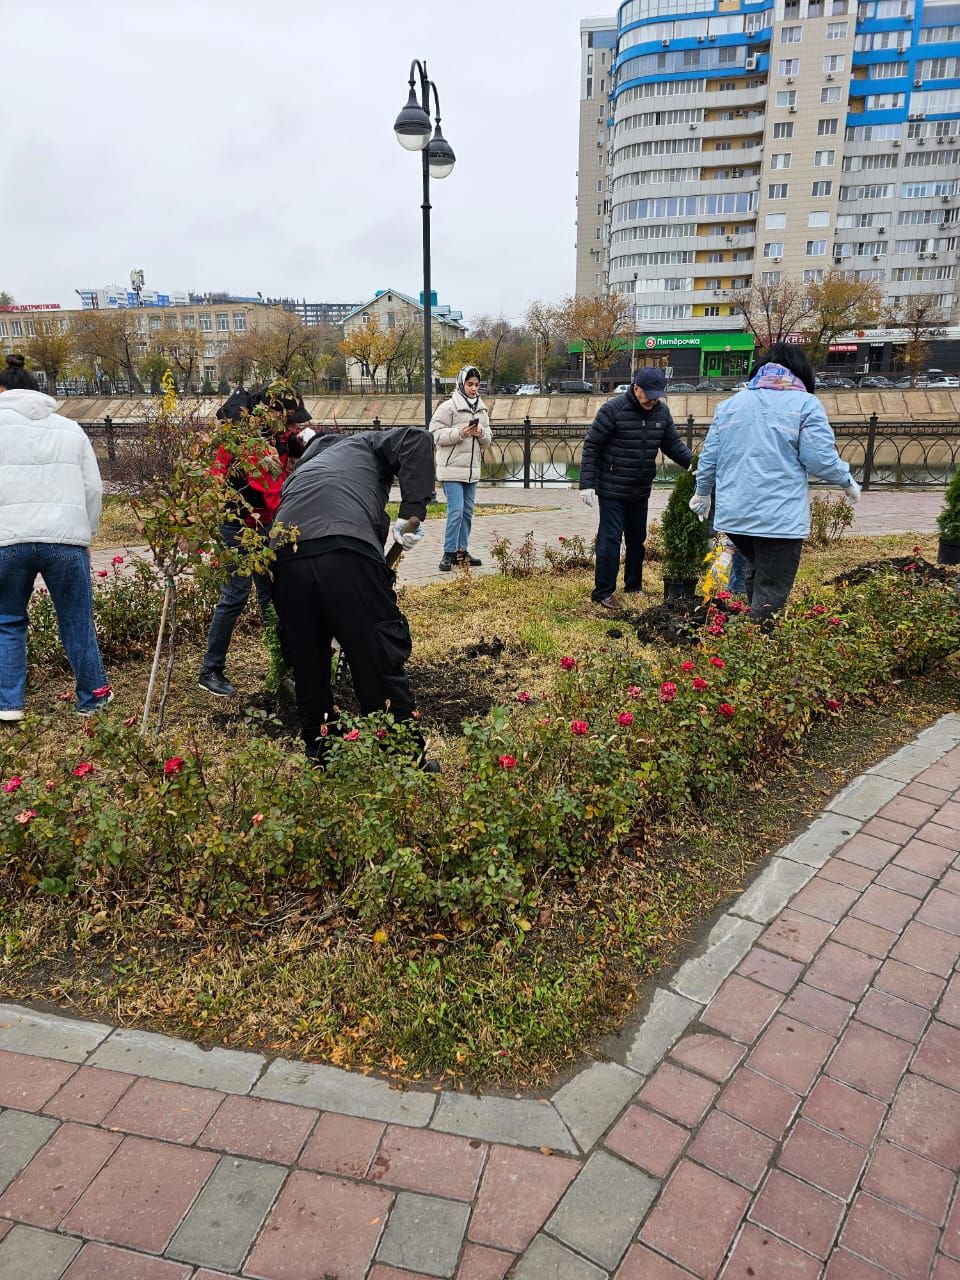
689;343;861;622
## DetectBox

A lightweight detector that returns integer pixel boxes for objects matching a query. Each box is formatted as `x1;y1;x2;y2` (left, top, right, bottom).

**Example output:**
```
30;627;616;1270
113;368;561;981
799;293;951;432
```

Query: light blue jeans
0;543;108;713
442;482;477;556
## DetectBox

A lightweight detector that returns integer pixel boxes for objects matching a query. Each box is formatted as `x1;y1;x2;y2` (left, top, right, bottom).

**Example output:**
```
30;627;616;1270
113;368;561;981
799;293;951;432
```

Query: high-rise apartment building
578;0;960;374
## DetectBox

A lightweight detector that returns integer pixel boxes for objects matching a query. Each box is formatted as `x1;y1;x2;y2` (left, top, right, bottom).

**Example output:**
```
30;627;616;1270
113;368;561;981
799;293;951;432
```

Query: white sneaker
77;690;114;717
0;709;24;722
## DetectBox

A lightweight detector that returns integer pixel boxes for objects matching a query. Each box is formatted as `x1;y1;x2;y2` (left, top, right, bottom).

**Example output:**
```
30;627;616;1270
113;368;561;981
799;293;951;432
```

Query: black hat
633;367;668;397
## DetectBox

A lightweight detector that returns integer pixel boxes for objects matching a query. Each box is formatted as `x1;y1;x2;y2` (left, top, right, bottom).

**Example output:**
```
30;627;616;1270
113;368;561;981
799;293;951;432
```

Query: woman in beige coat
429;365;493;571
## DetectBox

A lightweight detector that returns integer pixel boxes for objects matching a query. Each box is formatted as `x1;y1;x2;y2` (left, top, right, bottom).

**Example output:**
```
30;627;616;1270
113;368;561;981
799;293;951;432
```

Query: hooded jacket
0;389;102;548
694;363;854;539
273;426;434;561
579;390;692;502
429;389;492;484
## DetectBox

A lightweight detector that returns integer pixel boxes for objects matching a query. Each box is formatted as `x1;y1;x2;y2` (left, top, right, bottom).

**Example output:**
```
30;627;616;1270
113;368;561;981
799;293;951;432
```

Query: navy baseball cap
633;368;669;397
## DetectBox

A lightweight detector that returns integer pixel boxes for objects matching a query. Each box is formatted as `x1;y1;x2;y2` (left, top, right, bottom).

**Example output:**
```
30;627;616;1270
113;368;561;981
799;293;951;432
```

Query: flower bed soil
829;554;958;588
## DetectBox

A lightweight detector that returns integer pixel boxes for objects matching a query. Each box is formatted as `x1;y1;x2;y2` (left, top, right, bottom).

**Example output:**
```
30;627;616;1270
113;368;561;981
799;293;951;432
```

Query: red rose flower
558;535;567;544
570;720;589;736
516;691;531;704
692;677;708;692
92;686;111;699
3;776;22;794
716;590;732;601
660;682;677;703
618;711;635;727
824;698;842;711
560;656;577;672
72;762;94;778
498;754;517;769
718;702;736;718
97;570;108;578
710;657;726;668
627;685;642;698
375;728;388;740
913;544;922;555
344;728;360;741
680;661;695;673
828;617;842;626
163;757;185;775
111;555;124;566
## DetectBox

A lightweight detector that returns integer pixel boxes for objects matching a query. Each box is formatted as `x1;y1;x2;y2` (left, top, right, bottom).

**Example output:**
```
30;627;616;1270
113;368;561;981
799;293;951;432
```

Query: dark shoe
458;551;482;567
596;595;623;614
439;553;456;572
198;670;236;698
421;758;442;774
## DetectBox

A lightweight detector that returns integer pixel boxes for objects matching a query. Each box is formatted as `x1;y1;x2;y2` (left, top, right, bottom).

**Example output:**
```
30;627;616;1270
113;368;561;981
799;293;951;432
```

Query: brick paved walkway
90;486;945;586
0;716;958;1278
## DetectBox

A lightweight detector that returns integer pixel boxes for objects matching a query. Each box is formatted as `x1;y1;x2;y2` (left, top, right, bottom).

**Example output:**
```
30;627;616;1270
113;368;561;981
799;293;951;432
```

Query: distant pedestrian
579;367;693;612
0;369;112;720
430;366;492;571
690;343;861;622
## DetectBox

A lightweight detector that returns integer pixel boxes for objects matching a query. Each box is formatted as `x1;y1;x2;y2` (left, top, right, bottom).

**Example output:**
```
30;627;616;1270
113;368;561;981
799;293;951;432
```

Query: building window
24;321;35;337
815;149;836;166
806;239;828;254
764;241;785;257
165;314;178;331
827;20;849;36
821;86;842;103
0;322;6;338
233;313;246;331
596;227;601;239
808;0;824;14
823;54;845;72
707;252;725;262
10;321;21;336
216;313;229;331
768;183;790;199
771;153;792;169
781;25;803;41
778;58;801;75
765;212;788;228
809;210;831;226
773;122;794;138
804;269;826;282
818;118;839;135
761;270;782;282
182;314;195;327
703;306;721;315
777;90;797;106
811;180;833;196
199;315;212;331
149;315;162;332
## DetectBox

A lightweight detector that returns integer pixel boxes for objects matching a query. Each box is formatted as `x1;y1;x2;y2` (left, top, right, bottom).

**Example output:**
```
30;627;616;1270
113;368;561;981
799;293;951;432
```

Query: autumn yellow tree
71;310;146;392
438;337;492;379
23;315;74;393
805;272;883;369
339;318;396;387
551;294;630;384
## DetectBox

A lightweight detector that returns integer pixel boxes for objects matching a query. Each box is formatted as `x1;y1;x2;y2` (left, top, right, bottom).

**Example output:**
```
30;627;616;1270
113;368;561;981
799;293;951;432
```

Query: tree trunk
141;576;173;737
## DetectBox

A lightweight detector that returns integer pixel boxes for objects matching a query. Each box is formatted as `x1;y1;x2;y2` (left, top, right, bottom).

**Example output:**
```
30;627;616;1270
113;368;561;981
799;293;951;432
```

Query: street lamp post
394;60;455;430
631;271;639;382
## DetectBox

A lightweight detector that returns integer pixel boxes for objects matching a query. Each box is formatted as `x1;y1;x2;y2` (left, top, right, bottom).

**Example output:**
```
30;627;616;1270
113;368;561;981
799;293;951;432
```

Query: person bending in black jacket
579;367;693;613
271;425;435;767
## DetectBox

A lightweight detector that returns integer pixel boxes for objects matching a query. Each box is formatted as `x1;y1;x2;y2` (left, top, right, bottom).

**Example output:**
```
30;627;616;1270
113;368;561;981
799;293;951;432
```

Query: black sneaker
198;670;236;697
458;551;482;567
439;553;455;572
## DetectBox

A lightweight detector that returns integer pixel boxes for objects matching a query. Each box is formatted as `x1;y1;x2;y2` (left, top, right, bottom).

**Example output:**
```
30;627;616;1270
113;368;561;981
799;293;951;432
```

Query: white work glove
391;519;425;552
689;492;712;522
298;426;317;445
580;488;596;508
844;477;862;505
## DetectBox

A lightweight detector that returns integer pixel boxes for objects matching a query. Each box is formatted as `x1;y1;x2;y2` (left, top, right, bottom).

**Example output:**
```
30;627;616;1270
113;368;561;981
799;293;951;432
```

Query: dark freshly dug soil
830;555;958;588
634;598;709;646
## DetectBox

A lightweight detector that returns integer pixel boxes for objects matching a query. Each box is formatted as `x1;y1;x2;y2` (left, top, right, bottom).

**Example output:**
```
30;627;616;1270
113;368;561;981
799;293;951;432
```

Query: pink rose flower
710;657;726;669
680;661;695;673
516;691;531;704
498;754;517;769
251;813;264;826
45;779;56;792
13;809;36;824
344;728;360;741
97;570;108;578
163;757;185;775
618;712;634;727
111;555;124;566
3;776;22;794
72;762;94;778
692;677;708;692
627;685;642;698
660;682;677;703
560;656;577;672
824;698;842;711
570;720;589;736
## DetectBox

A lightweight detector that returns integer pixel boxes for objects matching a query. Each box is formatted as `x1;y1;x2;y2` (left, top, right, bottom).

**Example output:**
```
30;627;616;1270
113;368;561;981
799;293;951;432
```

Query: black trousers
271;550;418;749
728;534;803;623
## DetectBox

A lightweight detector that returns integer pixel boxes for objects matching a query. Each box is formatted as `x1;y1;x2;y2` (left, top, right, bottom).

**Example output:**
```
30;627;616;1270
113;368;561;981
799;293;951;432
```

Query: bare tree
728;278;814;352
551;294;630;386
805;272;883;369
886;294;946;386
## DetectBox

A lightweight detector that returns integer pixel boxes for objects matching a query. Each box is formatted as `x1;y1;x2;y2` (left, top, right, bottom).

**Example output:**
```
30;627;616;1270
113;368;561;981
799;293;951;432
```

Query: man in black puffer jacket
579;367;693;611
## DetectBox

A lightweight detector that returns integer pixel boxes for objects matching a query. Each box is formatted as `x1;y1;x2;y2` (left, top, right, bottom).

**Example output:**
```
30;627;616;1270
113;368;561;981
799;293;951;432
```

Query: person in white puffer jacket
0;359;112;720
429;365;493;572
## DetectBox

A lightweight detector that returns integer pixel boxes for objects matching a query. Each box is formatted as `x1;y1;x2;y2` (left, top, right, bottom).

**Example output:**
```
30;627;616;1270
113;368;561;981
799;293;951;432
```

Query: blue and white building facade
578;0;960;347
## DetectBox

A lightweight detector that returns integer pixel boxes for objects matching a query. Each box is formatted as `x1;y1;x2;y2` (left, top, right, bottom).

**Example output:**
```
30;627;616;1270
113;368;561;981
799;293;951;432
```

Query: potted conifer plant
937;465;960;564
661;464;710;602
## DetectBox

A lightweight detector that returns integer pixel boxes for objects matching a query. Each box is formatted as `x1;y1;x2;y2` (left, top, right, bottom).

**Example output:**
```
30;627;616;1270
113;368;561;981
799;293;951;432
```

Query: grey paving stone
826;773;904;820
514;1235;608;1280
0;1110;59;1193
868;739;958;784
165;1155;285;1270
0;1224;81;1280
729;858;818;924
778;812;863;867
669;914;763;1005
915;712;960;751
0;1004;112;1063
552;1061;640;1152
88;1027;263;1094
624;988;700;1075
431;1092;577;1153
545;1150;658;1269
377;1191;470;1277
253;1058;435;1127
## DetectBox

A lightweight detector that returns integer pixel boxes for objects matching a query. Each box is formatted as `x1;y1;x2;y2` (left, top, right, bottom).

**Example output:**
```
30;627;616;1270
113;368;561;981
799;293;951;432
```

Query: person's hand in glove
391;519;425;552
580;488;596;508
843;477;862;504
689;492;712;522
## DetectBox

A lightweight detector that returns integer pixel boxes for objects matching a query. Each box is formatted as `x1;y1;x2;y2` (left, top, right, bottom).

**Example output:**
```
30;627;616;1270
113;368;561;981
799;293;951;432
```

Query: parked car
553;380;595;394
613;383;632;394
515;384;542;396
928;375;960;387
819;377;858;389
665;381;697;393
858;375;895;389
895;375;930;387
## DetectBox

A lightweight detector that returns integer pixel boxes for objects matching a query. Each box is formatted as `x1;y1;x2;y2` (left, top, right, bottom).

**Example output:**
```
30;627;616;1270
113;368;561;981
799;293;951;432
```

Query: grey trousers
728;534;803;623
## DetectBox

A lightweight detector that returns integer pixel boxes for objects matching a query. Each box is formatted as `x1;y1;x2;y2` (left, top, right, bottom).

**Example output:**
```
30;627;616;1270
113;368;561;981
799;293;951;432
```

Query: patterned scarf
748;362;807;392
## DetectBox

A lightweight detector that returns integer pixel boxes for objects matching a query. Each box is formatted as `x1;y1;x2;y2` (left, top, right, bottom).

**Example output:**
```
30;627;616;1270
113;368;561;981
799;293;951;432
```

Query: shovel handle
385;516;421;569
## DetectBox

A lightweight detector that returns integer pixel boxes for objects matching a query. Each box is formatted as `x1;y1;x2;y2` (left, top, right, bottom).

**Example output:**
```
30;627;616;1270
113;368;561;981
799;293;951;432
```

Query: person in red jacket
198;383;315;697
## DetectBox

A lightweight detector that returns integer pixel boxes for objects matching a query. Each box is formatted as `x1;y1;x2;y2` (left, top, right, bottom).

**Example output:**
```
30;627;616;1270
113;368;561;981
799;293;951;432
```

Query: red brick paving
0;733;956;1278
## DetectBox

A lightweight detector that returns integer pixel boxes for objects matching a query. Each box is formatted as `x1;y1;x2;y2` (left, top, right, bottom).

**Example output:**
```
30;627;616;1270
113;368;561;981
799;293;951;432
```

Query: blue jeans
729;548;748;594
0;543;108;713
593;496;649;601
200;521;274;676
442;482;477;556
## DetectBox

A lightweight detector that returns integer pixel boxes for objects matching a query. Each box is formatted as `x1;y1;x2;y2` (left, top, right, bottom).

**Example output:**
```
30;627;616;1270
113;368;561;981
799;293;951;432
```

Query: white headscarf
456;365;481;412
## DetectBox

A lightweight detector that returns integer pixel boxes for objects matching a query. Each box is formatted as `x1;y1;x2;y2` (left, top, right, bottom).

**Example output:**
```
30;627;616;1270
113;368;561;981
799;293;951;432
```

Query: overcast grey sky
4;0;606;327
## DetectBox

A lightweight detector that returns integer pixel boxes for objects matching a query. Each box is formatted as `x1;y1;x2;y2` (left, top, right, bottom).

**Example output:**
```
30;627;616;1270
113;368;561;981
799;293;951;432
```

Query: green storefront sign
569;331;755;378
